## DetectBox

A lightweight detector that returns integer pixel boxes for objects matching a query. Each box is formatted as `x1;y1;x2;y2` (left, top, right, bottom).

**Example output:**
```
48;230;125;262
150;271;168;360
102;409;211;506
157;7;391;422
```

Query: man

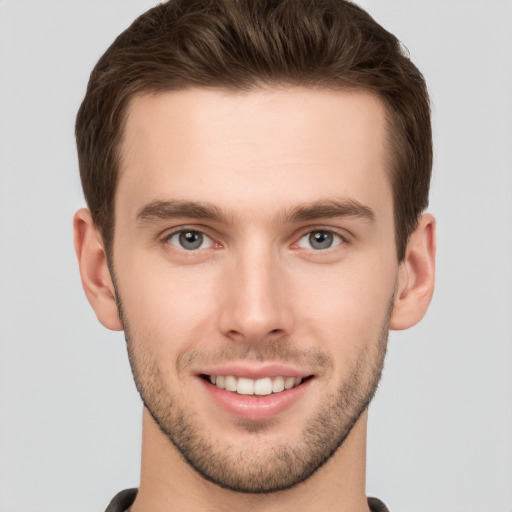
73;1;436;511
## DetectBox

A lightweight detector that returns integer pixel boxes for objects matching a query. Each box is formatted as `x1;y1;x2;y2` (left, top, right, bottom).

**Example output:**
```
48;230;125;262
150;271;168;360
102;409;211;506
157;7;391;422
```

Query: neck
131;408;371;512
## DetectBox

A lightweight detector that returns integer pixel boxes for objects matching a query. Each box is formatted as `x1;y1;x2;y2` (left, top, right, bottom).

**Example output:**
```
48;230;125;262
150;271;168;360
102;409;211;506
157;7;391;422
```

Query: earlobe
73;208;123;331
390;213;436;331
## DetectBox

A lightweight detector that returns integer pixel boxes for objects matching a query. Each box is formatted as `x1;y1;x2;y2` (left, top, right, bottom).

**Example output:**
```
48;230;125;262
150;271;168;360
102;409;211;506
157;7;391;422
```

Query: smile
207;375;304;395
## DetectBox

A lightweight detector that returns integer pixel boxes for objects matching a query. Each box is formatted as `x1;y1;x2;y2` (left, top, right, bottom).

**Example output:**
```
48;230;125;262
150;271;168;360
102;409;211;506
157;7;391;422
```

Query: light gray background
1;1;511;511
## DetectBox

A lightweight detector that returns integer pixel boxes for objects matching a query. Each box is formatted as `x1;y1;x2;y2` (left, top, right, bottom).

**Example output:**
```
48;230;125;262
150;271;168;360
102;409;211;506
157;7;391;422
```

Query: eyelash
163;228;218;252
161;226;349;253
294;229;346;251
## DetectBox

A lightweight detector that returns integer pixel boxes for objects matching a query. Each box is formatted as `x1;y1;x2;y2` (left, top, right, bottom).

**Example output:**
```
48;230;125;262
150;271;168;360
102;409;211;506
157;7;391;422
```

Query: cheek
291;257;397;349
116;261;221;348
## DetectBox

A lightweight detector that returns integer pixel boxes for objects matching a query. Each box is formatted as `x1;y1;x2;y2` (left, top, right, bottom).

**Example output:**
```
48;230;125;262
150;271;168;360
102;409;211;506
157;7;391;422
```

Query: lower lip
201;378;311;421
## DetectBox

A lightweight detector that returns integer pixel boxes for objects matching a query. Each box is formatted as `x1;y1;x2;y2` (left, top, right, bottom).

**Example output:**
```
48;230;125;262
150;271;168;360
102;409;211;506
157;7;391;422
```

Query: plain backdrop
0;1;511;511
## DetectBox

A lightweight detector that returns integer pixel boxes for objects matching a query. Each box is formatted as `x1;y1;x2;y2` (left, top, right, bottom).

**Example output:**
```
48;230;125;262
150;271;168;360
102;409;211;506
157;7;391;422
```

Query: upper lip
196;363;314;380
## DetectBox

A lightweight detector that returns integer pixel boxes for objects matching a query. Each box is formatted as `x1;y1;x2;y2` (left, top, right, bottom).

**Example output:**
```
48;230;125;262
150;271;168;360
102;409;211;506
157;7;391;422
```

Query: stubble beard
116;290;391;494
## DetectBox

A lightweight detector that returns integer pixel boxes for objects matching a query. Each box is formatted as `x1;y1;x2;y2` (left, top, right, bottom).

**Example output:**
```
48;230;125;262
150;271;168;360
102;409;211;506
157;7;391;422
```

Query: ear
390;213;436;330
73;208;123;331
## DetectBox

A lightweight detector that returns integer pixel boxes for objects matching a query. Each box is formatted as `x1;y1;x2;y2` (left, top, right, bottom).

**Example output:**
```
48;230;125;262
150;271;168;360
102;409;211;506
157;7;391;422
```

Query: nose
217;244;294;344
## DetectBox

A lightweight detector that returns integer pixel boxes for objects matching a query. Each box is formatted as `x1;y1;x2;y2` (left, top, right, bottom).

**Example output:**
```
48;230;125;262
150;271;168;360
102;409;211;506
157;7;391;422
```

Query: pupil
179;231;203;250
310;231;333;250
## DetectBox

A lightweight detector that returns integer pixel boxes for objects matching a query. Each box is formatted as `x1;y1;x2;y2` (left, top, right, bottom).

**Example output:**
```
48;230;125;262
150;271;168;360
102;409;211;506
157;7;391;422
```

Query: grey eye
297;230;343;250
167;230;212;250
309;231;333;249
180;231;203;250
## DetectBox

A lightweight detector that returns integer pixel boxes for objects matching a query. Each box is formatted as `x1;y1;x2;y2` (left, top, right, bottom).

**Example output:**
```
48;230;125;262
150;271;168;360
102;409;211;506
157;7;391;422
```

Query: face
112;87;399;492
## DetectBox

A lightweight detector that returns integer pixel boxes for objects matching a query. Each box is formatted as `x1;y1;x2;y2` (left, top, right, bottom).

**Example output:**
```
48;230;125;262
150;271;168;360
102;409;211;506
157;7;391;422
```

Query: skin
74;87;436;512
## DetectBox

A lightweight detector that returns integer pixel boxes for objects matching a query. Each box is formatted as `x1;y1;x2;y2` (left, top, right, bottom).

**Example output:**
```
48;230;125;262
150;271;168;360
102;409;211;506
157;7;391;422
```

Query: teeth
254;377;272;396
237;377;254;395
211;375;304;395
284;377;295;390
272;376;285;393
224;375;237;392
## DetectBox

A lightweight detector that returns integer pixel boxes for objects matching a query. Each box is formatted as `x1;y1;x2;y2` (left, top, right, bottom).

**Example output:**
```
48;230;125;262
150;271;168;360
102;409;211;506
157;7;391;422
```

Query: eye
166;230;214;251
297;230;343;250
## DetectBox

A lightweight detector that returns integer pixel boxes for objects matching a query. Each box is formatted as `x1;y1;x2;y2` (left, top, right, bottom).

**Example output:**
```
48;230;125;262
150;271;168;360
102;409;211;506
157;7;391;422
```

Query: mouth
197;365;315;420
201;374;312;396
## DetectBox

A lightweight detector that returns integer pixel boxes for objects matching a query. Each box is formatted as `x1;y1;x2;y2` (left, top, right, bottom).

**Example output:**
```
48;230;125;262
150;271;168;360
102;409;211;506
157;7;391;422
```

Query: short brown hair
76;0;432;261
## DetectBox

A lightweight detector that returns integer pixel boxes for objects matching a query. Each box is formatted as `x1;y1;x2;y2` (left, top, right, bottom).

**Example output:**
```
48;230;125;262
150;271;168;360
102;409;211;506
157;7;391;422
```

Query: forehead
117;87;392;222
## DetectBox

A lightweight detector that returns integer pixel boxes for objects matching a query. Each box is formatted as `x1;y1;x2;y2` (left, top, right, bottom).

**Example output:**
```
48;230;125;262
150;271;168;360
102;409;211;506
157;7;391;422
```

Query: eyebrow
283;199;375;223
135;198;375;225
136;200;232;224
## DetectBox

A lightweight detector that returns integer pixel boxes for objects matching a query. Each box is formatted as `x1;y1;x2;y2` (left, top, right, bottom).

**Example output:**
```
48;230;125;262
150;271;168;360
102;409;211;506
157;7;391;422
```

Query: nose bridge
219;238;291;341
